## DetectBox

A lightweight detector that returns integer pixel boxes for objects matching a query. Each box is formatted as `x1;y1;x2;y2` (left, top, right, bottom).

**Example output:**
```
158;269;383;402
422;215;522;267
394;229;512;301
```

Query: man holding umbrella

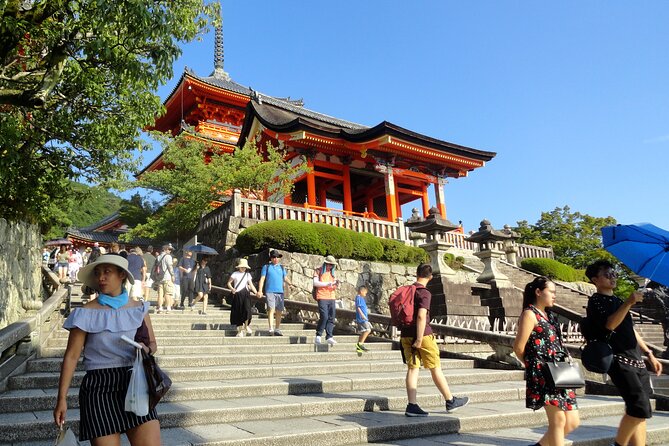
585;260;663;446
177;250;196;308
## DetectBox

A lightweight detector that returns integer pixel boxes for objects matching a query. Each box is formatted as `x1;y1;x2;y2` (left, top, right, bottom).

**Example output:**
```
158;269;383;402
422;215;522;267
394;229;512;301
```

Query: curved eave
239;102;495;164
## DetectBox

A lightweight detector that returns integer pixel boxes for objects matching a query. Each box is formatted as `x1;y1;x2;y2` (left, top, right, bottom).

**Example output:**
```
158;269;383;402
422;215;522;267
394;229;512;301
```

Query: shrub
313;223;353;259
443;253;466;269
351;232;384;261
237;220;425;264
236;220;324;255
521;258;587;282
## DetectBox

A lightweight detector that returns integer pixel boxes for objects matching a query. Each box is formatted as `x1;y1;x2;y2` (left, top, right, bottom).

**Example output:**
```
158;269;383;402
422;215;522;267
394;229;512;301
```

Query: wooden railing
200;190;407;242
199;190;554;258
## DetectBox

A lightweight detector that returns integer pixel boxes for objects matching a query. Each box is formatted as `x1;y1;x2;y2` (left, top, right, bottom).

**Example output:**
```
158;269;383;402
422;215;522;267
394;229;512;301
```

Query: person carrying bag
513;276;580;446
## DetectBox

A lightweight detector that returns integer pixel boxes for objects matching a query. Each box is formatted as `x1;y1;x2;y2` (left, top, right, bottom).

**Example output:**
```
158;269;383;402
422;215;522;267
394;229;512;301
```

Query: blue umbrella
183;244;219;256
601;223;669;287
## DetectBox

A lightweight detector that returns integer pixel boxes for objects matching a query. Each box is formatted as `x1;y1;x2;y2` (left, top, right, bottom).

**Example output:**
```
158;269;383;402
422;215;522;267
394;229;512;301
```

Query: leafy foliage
515;205;617;270
443;253;466;270
42;181;123;239
236;220;427;265
124;134;308;241
521;258;587;282
0;1;218;229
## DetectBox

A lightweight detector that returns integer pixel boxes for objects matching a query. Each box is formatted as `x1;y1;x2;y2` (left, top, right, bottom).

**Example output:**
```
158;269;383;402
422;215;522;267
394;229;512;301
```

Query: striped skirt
79;366;158;441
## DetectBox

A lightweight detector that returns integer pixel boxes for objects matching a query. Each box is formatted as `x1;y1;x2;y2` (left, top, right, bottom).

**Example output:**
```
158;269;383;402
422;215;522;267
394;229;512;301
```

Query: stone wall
208;248;423;314
0;218;43;329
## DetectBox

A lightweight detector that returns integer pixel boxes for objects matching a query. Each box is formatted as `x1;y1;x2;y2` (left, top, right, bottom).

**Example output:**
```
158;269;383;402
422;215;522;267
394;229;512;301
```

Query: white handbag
124;348;150;416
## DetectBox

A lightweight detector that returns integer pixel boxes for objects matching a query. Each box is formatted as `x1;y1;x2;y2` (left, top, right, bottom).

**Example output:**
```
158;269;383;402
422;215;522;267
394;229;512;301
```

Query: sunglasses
601;270;618;279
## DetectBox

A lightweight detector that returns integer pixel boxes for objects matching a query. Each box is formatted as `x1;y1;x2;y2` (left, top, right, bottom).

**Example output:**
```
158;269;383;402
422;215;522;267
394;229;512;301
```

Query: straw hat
324;255;337;265
236;258;250;270
77;254;135;290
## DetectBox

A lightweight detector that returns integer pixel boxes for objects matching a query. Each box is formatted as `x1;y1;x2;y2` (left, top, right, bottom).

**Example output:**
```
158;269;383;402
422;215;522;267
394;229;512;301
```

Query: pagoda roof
81;212;124;232
240;100;496;163
66;228;154;247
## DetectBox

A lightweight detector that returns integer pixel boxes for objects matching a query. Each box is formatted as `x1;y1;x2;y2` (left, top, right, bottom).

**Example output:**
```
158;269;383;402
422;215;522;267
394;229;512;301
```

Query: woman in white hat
227;258;259;337
53;254;161;445
313;255;340;346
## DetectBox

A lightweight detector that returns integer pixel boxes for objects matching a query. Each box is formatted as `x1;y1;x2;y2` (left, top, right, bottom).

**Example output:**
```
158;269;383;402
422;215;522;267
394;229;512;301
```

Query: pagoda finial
213;4;231;81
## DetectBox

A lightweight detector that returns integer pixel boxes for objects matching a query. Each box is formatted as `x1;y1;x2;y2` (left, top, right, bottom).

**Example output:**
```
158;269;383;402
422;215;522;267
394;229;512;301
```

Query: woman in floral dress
513;276;580;446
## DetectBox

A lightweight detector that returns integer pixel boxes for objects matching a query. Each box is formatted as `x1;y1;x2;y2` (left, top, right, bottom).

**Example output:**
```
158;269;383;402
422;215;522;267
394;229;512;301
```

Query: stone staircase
1;291;669;445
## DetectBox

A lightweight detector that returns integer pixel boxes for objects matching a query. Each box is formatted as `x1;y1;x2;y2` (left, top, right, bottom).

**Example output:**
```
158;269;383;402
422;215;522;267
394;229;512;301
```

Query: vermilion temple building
144;26;495;226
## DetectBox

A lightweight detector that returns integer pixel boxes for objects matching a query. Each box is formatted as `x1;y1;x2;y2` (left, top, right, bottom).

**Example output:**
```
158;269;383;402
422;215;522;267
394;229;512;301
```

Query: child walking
355;285;371;353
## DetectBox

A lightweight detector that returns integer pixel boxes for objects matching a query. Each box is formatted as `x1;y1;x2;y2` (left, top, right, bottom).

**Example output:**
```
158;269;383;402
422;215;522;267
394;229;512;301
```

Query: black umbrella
183;244;219;256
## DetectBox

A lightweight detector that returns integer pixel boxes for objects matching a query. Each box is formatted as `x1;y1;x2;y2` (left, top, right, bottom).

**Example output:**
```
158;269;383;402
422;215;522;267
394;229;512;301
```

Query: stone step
45;334;385;348
0;367;509;413
0;391;626;443
347;411;669;446
40;337;381;358
12;359;511;391
27;348;412;373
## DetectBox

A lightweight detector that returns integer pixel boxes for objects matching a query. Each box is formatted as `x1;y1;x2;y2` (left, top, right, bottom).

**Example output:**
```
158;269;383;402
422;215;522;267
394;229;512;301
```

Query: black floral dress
523;305;578;411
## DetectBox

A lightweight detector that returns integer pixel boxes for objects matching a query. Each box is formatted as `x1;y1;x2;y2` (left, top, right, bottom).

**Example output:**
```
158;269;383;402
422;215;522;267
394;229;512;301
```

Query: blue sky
140;1;669;232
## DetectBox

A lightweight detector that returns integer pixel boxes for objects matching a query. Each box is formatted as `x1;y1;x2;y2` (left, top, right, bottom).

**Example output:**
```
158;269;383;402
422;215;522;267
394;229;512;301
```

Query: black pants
180;276;194;306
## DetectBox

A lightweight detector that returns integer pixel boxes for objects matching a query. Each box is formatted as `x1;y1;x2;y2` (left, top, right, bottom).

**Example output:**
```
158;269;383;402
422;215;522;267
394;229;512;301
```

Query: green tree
515;206;616;270
118;193;155;228
42;180;124;239
123;134;309;241
0;0;218;230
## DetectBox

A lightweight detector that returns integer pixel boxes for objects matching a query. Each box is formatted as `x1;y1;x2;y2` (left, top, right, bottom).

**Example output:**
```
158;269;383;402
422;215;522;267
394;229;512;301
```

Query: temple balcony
198;189;553;261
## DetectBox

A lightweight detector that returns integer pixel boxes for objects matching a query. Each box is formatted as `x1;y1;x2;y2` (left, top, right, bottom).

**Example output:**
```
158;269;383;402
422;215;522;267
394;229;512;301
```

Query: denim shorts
357;320;372;333
266;292;285;311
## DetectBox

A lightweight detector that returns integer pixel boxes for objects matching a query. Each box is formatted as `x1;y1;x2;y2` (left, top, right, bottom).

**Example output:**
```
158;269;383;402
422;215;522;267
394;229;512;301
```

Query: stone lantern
466;219;514;287
405;207;459;276
501;224;520;266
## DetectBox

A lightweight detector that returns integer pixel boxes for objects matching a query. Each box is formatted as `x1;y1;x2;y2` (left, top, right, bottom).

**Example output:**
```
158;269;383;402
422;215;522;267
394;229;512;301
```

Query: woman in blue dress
513;276;580;446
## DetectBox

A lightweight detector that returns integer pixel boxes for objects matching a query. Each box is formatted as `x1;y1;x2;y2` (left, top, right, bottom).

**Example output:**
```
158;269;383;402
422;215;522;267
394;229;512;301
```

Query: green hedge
520;258;587;282
236;220;427;265
443;253;465;269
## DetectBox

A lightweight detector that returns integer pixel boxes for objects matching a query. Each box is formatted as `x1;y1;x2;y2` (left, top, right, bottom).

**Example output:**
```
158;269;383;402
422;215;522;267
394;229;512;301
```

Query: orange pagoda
145;24;496;224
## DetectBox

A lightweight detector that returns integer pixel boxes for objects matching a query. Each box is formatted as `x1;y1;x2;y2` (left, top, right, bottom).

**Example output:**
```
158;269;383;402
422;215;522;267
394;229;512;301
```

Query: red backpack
389;285;419;327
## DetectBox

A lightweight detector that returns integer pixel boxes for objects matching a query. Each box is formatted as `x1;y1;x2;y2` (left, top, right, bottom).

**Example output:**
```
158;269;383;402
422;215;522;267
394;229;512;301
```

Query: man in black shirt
585;260;663;446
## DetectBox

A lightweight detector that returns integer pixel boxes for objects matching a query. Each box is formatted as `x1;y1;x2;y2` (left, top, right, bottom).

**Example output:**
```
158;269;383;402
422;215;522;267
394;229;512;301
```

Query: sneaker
246;326;253;335
236;330;245;338
156;307;164;314
268;329;275;336
188;305;195;312
274;329;283;336
166;306;172;313
326;337;337;346
315;336;322;344
405;403;429;417
445;396;469;413
356;343;369;352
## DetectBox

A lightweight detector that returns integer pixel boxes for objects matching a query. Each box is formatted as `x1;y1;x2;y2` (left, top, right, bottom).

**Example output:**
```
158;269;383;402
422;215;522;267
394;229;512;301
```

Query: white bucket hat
236;258;250;270
78;254;135;290
324;255;337;265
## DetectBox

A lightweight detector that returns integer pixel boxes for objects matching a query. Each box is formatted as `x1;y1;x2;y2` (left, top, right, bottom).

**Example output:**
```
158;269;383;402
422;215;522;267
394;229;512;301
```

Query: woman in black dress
190;257;212;315
513;276;580;446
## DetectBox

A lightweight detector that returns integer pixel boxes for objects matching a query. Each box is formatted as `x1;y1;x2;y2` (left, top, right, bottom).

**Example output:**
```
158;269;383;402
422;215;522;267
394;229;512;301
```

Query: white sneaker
326;338;337;346
246;326;253;335
236;330;245;338
315;336;322;344
268;328;275;336
166;306;172;313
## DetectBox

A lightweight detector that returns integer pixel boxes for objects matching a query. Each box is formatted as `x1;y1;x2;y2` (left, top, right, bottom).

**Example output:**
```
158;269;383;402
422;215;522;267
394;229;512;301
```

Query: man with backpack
397;263;469;417
152;244;175;313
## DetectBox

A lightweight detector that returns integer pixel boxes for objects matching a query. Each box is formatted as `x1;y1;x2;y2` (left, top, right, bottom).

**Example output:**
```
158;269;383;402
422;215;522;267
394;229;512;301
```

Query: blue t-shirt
126;253;144;282
261;263;287;293
178;257;196;279
173;266;180;285
355;295;368;323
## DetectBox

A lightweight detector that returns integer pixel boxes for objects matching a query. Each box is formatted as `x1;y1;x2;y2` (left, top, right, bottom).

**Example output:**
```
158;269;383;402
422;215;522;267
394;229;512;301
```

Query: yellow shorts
401;334;440;369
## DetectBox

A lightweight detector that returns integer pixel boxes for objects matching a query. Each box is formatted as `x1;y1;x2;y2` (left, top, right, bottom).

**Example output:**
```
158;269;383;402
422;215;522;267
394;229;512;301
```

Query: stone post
420;237;455;277
231;188;242;217
474;248;511;287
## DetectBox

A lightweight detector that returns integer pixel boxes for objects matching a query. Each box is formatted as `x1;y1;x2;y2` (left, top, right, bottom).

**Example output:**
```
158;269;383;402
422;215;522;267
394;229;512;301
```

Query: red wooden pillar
342;164;352;212
421;184;429;216
435;177;447;218
383;166;398;222
318;188;327;207
307;159;317;206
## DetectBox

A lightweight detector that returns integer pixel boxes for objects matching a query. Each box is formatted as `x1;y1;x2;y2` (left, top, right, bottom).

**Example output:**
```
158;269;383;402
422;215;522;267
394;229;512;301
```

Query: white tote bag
124;348;150;416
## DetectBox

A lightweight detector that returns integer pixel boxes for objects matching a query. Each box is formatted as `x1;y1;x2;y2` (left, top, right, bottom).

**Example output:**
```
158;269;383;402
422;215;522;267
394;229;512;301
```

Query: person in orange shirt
313;255;340;346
